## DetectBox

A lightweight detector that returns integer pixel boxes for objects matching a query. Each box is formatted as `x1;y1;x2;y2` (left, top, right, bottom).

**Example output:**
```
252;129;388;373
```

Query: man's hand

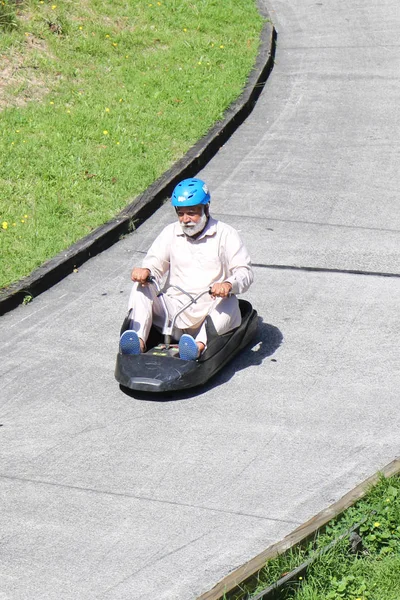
210;281;233;298
131;267;151;285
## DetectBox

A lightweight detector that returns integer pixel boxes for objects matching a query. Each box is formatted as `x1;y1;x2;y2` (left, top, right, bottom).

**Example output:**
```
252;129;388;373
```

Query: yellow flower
2;221;8;230
79;26;83;30
112;42;118;47
373;522;380;528
50;101;54;105
119;98;123;102
105;34;110;38
183;28;187;32
116;141;120;145
21;219;25;223
220;45;224;49
13;223;16;227
105;107;110;112
24;214;28;218
103;130;109;135
51;4;57;9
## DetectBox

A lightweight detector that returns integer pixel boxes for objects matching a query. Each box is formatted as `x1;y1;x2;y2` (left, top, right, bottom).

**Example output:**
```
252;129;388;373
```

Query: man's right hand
131;267;151;284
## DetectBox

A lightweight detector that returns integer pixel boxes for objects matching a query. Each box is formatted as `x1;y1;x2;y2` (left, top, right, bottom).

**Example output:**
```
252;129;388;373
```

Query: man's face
176;205;203;225
176;204;208;237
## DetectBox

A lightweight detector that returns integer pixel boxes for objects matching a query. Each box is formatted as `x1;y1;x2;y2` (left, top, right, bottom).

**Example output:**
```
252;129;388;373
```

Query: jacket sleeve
141;226;172;282
223;227;254;295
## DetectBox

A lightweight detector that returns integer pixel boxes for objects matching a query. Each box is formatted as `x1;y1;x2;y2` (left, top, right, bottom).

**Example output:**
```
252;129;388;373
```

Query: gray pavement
1;1;400;598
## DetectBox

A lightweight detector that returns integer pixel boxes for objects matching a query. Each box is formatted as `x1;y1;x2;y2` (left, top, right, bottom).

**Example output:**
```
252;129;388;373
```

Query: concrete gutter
0;14;276;317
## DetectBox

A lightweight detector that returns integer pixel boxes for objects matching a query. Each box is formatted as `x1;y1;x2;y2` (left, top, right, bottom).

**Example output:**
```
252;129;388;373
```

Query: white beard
180;212;208;237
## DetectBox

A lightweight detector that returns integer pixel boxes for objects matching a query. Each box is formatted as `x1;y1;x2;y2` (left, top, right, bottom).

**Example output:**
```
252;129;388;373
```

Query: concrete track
1;1;400;598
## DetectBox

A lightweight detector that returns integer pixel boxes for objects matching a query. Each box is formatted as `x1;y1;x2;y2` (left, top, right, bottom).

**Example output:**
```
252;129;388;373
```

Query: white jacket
142;217;253;328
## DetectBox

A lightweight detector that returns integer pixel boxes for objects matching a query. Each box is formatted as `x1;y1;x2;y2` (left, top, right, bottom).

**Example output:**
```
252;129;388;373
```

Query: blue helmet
171;178;210;207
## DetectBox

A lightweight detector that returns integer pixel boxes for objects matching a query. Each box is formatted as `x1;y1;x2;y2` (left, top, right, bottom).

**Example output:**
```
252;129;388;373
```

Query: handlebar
146;275;212;299
145;275;230;298
144;276;215;347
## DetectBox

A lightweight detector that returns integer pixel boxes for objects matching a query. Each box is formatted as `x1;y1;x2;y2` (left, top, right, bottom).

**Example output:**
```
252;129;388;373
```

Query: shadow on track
119;318;283;402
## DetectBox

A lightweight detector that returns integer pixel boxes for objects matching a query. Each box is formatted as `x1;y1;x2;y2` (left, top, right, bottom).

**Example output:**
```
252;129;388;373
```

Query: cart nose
115;352;197;392
126;376;164;391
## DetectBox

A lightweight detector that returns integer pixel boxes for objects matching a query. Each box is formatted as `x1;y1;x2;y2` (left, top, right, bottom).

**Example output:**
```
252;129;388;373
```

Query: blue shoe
120;330;141;355
179;334;199;361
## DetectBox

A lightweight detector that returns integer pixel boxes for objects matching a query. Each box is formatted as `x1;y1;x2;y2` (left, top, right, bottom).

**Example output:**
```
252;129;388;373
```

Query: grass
293;553;400;600
0;0;264;289
0;1;18;31
226;474;400;600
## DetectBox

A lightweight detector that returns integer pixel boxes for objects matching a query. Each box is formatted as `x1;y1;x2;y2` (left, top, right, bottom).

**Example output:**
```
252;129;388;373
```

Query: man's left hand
210;282;233;298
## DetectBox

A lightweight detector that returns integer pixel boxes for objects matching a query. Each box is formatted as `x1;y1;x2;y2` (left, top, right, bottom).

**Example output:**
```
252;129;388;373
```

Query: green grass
0;1;17;31
0;0;263;289
293;553;400;600
226;474;400;600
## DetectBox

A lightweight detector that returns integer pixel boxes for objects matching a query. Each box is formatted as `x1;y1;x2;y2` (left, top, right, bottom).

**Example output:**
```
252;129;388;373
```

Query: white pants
127;283;241;346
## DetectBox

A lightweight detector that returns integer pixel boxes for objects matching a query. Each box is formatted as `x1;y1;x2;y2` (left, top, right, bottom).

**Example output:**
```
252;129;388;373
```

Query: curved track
1;1;400;599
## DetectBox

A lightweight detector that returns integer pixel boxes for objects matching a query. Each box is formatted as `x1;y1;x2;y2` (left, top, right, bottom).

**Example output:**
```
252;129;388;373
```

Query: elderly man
120;177;253;361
